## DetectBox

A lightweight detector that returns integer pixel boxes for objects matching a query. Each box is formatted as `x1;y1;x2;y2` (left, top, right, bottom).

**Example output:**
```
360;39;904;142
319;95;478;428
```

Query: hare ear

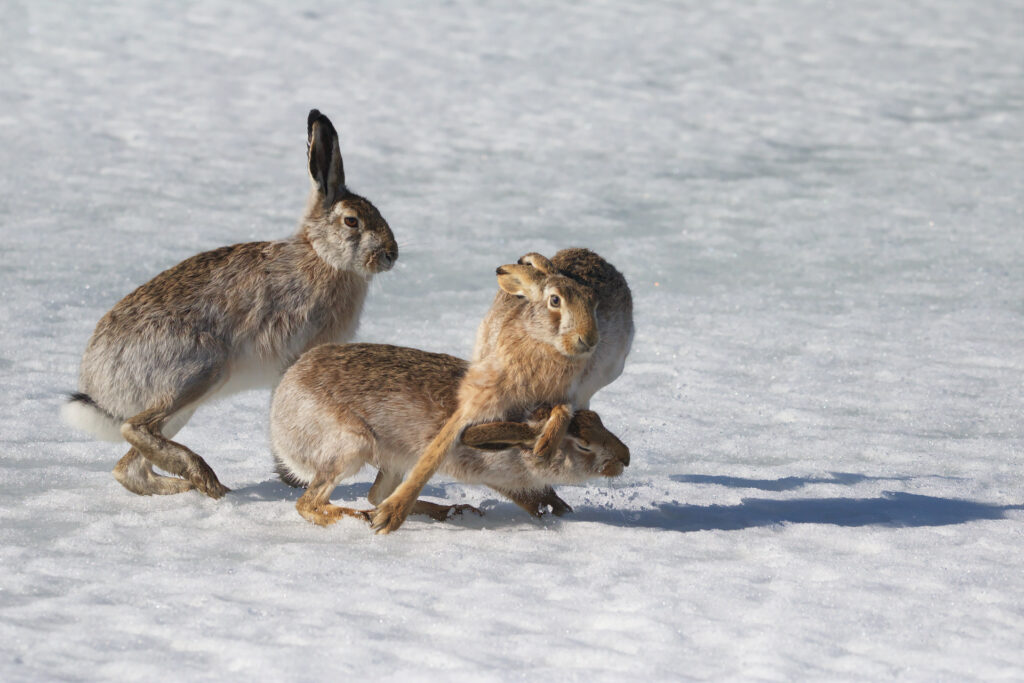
518;252;556;275
566;409;600;438
461;422;538;450
496;264;545;300
307;109;345;206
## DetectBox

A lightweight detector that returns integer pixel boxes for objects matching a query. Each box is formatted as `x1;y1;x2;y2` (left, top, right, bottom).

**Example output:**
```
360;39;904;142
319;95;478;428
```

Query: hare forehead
544;280;593;307
335;196;383;222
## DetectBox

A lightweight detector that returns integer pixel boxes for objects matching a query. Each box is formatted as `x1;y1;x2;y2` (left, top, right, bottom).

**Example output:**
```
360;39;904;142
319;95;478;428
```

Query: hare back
78;238;367;421
273;344;467;473
286;343;466;420
272;343;598;491
551;247;632;315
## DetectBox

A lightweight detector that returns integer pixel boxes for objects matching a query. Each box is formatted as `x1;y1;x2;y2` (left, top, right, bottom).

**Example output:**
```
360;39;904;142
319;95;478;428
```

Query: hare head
465;406;630;479
303;110;398;277
563;409;630;477
495;259;599;358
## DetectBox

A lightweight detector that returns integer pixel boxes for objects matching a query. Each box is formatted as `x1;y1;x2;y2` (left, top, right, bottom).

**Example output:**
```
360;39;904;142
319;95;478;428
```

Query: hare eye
343;216;359;228
577;443;592;453
549;295;561;308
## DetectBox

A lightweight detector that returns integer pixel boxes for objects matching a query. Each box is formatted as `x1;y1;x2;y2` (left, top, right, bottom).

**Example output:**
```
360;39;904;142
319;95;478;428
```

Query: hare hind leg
368;470;403;506
368;471;482;521
120;370;229;499
492;485;573;517
411;500;483;521
296;476;373;526
113;448;194;496
121;408;229;500
296;413;376;527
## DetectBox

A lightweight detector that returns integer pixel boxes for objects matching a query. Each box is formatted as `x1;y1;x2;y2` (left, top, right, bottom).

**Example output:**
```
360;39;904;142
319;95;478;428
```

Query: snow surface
3;0;1024;679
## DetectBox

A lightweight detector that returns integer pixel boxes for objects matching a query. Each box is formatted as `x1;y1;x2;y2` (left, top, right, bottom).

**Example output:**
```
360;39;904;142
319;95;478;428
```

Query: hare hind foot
411;500;484;522
296;499;373;527
120;418;229;500
180;458;231;499
113;448;195;496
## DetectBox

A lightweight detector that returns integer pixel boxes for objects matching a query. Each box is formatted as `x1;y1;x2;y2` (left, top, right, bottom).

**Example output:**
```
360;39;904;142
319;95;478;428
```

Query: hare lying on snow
62;110;397;499
370;248;633;533
270;343;630;526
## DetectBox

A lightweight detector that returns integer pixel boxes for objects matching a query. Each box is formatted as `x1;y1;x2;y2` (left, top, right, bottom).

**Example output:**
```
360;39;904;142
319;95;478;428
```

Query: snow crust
2;1;1023;679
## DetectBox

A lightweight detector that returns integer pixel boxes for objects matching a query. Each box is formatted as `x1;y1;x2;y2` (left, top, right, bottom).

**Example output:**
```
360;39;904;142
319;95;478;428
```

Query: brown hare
62;110;397;500
370;260;601;533
481;249;634;408
371;248;632;533
269;343;630;526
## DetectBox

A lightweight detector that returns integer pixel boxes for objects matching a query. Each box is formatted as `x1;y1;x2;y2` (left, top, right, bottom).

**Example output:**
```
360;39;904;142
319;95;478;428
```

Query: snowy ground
3;0;1024;679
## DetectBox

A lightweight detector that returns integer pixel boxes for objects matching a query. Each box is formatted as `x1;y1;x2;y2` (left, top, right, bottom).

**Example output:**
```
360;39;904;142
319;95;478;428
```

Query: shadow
230;478;464;504
230;479;558;529
570;492;1023;533
670;471;923;492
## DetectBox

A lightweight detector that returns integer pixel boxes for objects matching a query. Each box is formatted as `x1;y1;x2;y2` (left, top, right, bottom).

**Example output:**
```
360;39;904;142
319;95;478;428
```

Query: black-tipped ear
307;109;345;206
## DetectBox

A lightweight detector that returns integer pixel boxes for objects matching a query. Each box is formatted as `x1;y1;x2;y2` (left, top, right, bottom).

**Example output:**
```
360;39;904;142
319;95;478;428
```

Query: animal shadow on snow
570;472;1022;532
232;478;454;504
231;479;556;529
671;471;915;492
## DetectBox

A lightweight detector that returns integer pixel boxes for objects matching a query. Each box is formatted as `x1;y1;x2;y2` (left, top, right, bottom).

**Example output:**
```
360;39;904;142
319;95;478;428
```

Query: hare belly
213;354;288;399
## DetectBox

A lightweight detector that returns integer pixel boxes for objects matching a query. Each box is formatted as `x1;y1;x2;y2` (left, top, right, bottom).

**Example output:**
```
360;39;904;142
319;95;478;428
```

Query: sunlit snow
2;1;1023;679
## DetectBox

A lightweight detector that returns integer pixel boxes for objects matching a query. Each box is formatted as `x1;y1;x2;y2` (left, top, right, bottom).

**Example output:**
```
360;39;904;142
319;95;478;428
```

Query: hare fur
270;343;630;526
62;110;397;499
369;260;601;533
515;248;633;408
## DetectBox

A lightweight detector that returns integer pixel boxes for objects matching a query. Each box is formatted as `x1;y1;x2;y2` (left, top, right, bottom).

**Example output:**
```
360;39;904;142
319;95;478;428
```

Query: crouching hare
371;248;633;533
498;248;634;408
270;343;629;526
62;110;397;499
370;260;601;533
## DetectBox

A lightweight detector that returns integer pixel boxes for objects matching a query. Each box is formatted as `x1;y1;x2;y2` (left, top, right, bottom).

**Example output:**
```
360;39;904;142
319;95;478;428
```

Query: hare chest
214;275;368;399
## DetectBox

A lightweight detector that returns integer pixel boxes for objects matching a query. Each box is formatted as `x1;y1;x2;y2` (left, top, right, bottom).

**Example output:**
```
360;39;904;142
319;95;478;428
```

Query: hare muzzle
601;459;626;477
571;332;597;356
366;236;398;273
562;328;599;358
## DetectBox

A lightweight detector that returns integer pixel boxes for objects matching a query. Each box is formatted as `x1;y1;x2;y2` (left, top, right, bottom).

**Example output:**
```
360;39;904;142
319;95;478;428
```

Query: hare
369;260;600;533
477;248;633;408
61;110;397;500
269;343;629;526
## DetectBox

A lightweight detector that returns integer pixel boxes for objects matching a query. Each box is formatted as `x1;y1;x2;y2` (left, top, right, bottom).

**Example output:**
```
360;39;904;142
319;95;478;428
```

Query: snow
3;0;1024;679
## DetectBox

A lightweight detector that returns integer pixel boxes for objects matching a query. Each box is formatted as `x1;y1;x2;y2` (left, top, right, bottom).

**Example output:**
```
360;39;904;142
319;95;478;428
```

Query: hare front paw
298;502;373;527
370;496;413;534
412;501;484;521
538;489;573;516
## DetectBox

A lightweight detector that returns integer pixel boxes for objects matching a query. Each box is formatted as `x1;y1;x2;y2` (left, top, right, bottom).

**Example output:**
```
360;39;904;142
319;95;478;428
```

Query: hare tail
272;452;308;488
61;392;125;442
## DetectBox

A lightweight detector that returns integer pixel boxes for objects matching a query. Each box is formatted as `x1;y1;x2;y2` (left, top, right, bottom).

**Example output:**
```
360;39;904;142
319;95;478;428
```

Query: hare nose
378;245;397;271
576;329;598;352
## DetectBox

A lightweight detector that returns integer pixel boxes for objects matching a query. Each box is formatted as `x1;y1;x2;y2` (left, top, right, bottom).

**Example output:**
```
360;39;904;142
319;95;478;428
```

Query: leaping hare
62;110;397;499
270;343;630;526
370;260;600;533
